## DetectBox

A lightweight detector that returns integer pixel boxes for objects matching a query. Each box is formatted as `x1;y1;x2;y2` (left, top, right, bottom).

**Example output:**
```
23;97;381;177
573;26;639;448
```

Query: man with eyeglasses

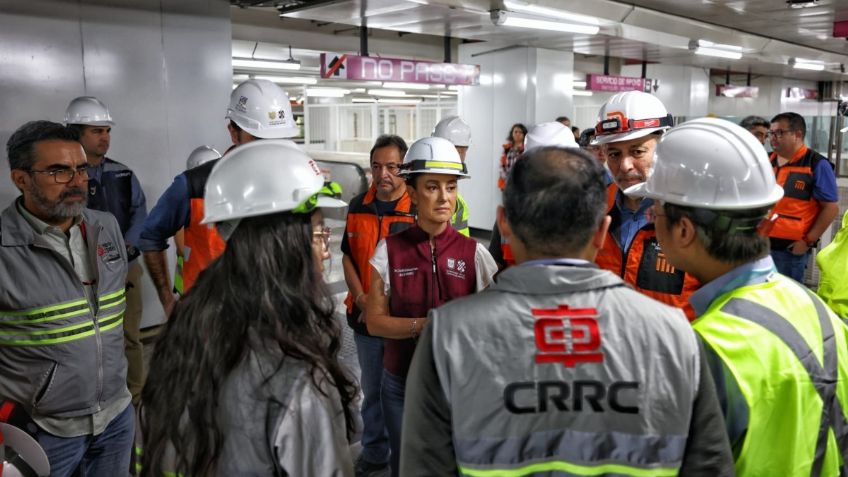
341;134;414;476
767;112;839;282
0;121;134;475
64;96;148;406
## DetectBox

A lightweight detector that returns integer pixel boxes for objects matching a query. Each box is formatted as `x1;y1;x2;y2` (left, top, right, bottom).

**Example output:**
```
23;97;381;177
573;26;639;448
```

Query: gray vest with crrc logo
429;264;700;476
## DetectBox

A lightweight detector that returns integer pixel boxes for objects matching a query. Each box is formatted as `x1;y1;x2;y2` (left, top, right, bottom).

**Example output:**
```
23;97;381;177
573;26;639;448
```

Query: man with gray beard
0;121;134;476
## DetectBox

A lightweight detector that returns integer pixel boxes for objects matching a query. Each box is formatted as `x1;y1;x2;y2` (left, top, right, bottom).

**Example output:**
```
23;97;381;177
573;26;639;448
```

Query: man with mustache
0;121;133;475
65;96;148;406
592;91;700;320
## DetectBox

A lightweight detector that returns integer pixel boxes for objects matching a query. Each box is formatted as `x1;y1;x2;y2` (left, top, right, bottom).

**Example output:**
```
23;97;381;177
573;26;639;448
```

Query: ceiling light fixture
377;98;422;105
790;58;826;71
306;88;349;98
232;43;301;71
572;90;593;96
688;39;743;60
502;0;601;26
252;75;317;85
367;89;407;97
352;97;377;103
383;82;430;90
491;9;599;35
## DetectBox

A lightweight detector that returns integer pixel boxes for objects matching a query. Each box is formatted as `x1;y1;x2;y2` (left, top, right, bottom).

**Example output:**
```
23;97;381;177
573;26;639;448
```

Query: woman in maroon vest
365;136;497;476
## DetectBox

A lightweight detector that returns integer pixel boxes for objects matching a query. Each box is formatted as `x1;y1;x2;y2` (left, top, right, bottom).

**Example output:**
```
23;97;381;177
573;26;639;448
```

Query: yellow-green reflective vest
451;193;470;237
817;210;848;321
694;274;848;477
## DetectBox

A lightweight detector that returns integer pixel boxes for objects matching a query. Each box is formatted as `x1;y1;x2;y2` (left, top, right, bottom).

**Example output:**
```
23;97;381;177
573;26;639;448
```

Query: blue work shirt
614;191;652;253
137;173;191;251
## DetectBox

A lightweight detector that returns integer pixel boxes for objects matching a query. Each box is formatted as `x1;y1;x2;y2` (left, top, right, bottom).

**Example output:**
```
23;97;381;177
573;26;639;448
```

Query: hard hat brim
241;124;300;139
67;120;115;127
591;127;665;146
625;182;785;210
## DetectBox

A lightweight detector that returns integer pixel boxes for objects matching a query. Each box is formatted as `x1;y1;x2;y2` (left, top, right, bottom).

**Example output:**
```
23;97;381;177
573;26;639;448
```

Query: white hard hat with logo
625;117;784;209
400;137;470;178
524;121;579;150
186;145;222;170
431;116;472;147
202;139;346;227
226;79;299;139
64;96;114;126
592;91;672;145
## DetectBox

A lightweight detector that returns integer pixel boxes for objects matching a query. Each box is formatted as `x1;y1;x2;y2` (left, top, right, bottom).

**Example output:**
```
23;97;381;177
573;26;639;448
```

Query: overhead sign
320;53;480;85
587;74;652;93
716;85;759;98
787;87;818;100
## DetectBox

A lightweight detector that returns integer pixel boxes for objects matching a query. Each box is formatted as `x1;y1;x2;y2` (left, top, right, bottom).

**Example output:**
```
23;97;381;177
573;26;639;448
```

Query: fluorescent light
491;10;599;35
383;82;430;90
252;75;317;85
572;90;593;96
791;58;825;71
351;88;367;93
448;85;460;91
574;80;587;88
377;98;421;105
441;91;459;96
232;58;301;71
306;88;349;98
502;0;600;26
689;39;743;60
417;94;443;99
352;97;376;103
367;89;406;97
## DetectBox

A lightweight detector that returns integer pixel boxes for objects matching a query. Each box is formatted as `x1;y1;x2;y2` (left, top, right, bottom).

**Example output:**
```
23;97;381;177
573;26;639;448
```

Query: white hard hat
0;423;51;476
524;121;579;150
226;79;298;139
592;91;672;145
625;117;784;210
64;96;114;126
202;139;346;225
431;116;472;147
400;137;470;178
186;145;222;170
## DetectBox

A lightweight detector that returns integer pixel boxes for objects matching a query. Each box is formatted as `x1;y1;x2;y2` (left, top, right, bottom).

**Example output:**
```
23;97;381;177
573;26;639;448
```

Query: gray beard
28;184;87;223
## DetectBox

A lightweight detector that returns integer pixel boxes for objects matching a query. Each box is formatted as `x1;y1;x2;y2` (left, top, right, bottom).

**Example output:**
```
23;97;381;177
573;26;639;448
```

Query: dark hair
555;116;570;124
503;146;607;256
578;128;596;147
739;115;769;131
662;203;771;263
571;126;580;134
228;119;242;133
370;134;408;162
6;121;80;170
770;112;806;137
506;123;528;142
140;211;356;476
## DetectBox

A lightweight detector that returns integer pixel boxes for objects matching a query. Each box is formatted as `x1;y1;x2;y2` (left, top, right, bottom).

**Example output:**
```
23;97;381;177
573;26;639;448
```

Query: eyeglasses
767;129;793;138
28;166;89;184
646;205;666;223
312;226;331;249
371;163;402;175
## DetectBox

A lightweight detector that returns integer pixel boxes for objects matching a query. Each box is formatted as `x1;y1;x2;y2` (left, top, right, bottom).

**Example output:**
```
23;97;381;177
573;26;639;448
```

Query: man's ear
10;170;28;193
669;215;698;249
227;123;239;145
496;206;512;240
591;215;611;251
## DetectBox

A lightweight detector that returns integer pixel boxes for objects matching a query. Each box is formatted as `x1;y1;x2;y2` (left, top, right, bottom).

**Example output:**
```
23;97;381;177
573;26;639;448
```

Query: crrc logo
533;305;603;367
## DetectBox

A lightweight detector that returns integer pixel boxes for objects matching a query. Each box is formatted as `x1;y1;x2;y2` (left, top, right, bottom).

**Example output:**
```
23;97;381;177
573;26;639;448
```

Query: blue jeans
36;404;134;477
381;369;406;477
771;249;810;283
354;332;389;465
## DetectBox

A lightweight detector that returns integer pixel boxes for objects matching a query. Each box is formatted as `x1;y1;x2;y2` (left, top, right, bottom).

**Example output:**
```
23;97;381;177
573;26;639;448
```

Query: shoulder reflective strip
98;296;126;312
455;428;686;472
425;161;463;170
0;312;123;346
0;305;91;327
0;298;88;317
721;295;848;471
459;460;679;477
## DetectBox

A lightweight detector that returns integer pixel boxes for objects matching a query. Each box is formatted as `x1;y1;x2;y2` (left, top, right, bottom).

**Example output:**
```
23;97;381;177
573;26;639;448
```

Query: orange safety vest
769;145;825;242
343;187;416;316
498;143;523;190
182;159;226;292
595;186;699;321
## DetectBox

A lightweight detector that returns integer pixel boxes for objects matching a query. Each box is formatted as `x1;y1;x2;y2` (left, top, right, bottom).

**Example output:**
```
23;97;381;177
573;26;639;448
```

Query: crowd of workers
0;76;846;477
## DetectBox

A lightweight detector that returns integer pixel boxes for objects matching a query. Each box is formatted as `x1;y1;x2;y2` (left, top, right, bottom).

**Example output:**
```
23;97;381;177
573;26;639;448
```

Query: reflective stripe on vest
0;290;125;346
721;292;848;476
455;427;685;476
452;193;470;237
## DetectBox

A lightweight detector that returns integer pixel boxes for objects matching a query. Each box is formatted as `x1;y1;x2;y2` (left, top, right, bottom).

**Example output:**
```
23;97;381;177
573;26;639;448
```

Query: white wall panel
0;0;232;327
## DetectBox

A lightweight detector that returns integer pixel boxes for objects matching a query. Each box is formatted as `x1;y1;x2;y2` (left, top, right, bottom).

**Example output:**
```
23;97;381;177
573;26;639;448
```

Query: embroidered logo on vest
533;305;603;367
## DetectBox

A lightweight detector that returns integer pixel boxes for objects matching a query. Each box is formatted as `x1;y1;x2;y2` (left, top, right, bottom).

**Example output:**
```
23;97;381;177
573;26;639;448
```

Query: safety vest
817;210;848;321
86;158;136;237
385;224;477;377
694;274;848;476
596;188;699;320
430;264;701;476
182;159;226;292
769;145;826;242
451;193;470;237
343;187;415;335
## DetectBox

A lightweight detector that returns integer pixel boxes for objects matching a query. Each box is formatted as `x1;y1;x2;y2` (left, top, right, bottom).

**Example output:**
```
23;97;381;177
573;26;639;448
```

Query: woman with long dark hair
498;123;527;190
140;140;357;476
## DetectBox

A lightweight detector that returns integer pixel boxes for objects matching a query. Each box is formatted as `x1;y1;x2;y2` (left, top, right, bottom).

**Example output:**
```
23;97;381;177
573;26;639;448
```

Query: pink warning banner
587;74;650;92
321;53;480;85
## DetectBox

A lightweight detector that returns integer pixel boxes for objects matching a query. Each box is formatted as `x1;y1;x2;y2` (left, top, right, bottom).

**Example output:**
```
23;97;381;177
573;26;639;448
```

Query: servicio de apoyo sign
320;53;480;86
